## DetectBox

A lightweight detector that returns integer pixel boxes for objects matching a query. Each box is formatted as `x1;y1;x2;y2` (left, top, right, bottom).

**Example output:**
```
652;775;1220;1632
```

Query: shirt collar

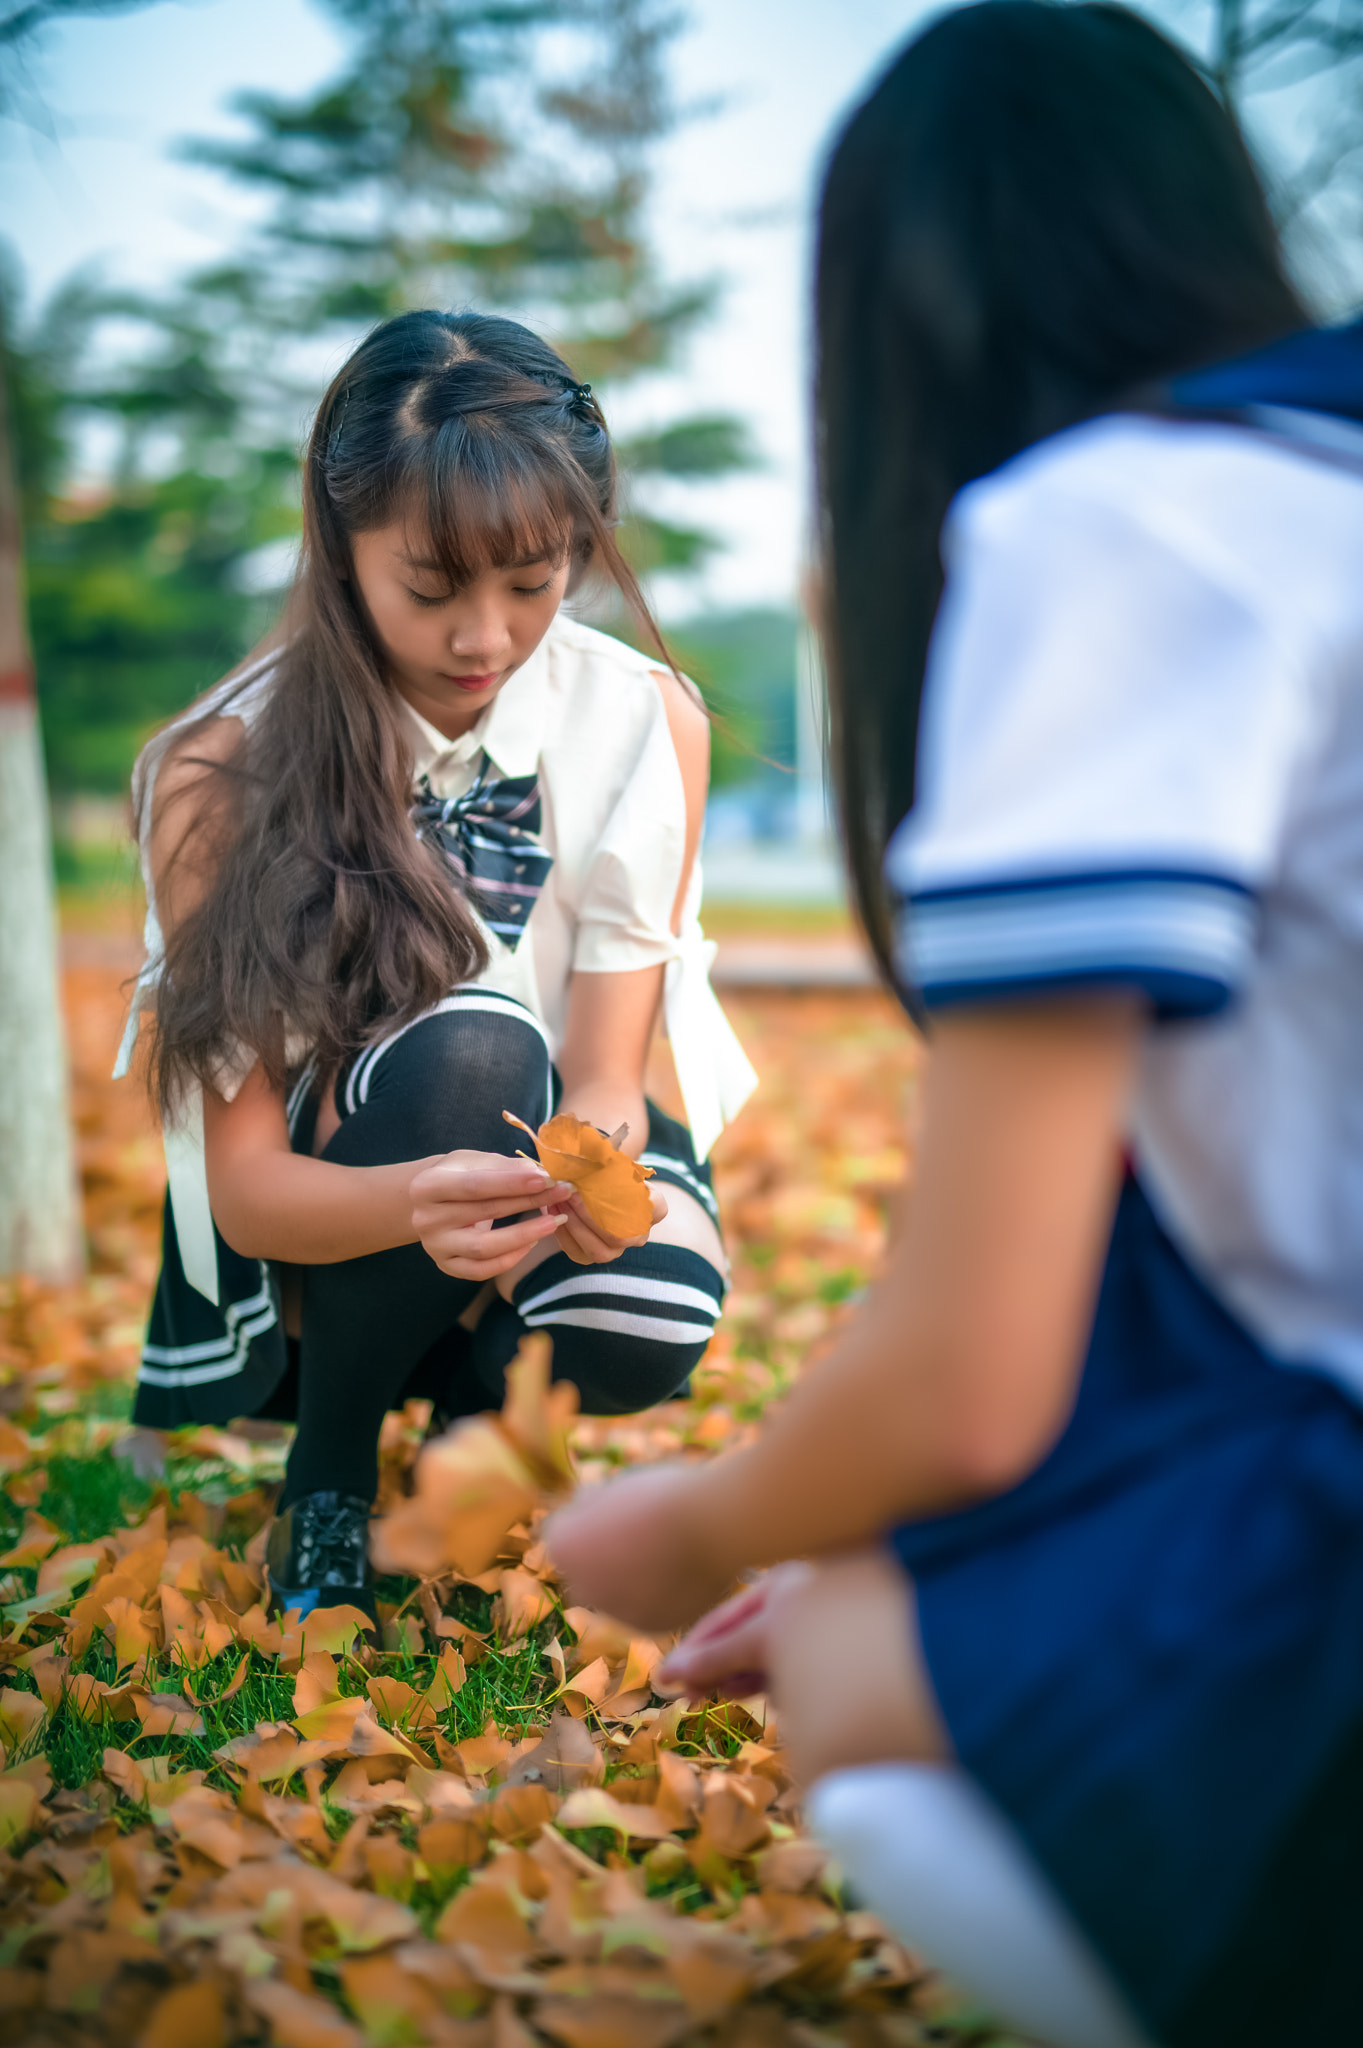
398;631;554;785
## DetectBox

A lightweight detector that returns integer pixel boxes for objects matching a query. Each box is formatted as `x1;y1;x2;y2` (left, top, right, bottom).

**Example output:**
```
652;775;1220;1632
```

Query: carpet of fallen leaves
0;902;1013;2048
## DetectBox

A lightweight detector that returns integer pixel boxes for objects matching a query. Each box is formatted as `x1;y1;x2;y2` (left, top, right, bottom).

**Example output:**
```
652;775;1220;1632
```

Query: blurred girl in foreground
548;6;1363;2043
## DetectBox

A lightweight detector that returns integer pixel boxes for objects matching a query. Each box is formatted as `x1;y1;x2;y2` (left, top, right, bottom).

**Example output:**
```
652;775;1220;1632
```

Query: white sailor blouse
887;410;1363;1402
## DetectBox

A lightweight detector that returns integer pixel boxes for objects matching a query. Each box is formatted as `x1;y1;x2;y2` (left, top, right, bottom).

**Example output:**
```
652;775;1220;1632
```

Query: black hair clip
568;381;600;421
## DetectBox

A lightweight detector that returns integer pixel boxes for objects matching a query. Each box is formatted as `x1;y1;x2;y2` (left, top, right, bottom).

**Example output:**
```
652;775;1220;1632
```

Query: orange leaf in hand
503;1110;654;1237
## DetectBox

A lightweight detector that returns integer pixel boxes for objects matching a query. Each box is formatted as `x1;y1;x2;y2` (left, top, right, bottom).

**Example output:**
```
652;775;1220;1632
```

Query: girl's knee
507;1243;726;1415
766;1548;950;1785
337;998;553;1156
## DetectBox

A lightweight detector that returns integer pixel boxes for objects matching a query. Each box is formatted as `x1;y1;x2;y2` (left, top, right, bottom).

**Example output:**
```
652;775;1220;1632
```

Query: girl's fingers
420;1213;563;1272
411;1157;572;1206
655;1661;768;1703
412;1192;568;1230
541;1183;660;1266
434;1242;555;1279
559;1194;641;1262
437;1247;549;1279
672;1580;771;1651
654;1584;772;1695
410;1163;549;1201
452;1215;562;1256
558;1218;620;1265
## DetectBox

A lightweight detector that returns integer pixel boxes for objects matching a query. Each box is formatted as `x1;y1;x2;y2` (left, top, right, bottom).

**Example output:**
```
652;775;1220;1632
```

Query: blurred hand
545;1460;736;1633
652;1564;816;1700
653;1577;779;1700
410;1151;572;1279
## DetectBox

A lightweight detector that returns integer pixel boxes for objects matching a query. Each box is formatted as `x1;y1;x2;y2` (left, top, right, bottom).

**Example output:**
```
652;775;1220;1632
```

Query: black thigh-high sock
468;1240;726;1415
280;990;554;1510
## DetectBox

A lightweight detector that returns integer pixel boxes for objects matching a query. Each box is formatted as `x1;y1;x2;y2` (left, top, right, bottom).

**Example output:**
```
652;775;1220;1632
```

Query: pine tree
180;0;753;575
1202;0;1363;250
23;0;754;798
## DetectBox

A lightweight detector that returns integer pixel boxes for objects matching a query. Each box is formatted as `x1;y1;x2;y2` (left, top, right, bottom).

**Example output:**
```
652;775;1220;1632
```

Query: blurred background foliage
3;0;790;810
8;0;1363;818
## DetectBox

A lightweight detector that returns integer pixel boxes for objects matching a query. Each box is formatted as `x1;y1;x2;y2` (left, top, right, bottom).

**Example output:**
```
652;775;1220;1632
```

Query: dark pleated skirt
133;1194;288;1429
890;1178;1363;2048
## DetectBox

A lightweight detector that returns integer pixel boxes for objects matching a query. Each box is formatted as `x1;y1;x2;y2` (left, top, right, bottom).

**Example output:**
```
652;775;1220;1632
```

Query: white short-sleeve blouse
116;612;756;1303
886;412;1363;1399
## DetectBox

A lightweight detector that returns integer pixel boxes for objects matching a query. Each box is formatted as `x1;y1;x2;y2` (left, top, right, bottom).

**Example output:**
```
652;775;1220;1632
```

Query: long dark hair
815;0;1307;976
151;310;668;1114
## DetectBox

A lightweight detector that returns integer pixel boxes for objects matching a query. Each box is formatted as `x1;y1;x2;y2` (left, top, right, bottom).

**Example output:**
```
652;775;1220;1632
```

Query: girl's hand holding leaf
503;1110;668;1266
410;1150;573;1279
551;1179;670;1265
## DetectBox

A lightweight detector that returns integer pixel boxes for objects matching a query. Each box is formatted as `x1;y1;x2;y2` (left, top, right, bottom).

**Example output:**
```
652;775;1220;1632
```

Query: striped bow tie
411;760;553;951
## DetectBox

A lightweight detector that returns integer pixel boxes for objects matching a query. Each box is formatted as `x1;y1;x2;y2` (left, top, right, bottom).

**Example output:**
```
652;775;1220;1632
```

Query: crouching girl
118;309;754;1621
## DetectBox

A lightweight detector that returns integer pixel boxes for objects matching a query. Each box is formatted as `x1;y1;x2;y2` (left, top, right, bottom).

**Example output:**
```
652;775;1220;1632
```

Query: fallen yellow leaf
555;1787;680;1840
495;1564;558;1641
138;1979;226;2048
101;1747;146;1805
0;1688;44;1754
0;1775;37;1848
246;1977;363;2048
502;1331;578;1488
370;1416;537;1580
504;1110;655;1237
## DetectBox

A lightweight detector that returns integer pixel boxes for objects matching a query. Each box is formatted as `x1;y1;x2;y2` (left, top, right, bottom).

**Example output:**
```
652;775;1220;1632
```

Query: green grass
28;1609;560;1803
38;1450;160;1545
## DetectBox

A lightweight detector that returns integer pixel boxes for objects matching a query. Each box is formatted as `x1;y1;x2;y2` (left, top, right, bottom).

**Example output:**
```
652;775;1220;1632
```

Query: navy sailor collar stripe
1164;316;1363;428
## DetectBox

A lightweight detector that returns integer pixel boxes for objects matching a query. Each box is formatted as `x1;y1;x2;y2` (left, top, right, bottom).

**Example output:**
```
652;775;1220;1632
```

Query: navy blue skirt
891;1177;1363;2048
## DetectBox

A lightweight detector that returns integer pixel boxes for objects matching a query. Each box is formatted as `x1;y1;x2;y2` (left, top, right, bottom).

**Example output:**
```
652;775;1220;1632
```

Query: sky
4;0;933;616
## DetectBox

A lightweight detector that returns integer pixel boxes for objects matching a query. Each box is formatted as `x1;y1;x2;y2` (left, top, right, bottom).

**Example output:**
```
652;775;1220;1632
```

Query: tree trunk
0;350;81;1281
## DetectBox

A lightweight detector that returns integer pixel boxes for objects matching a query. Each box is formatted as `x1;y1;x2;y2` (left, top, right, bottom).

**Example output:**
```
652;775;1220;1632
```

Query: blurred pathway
712;931;876;988
62;923;882;987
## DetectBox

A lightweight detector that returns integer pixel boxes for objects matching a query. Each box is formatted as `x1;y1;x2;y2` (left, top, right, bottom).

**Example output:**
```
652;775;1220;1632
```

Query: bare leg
764;1545;950;1786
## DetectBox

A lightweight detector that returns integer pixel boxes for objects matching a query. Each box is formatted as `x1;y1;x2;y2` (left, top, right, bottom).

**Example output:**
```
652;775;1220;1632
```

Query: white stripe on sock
518;1271;722;1318
520;1307;714;1344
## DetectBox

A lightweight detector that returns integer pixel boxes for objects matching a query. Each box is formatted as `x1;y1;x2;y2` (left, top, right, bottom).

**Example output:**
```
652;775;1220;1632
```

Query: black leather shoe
266;1491;378;1626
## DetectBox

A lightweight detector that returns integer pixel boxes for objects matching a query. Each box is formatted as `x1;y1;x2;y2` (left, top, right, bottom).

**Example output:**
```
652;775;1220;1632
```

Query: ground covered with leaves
0;902;1020;2048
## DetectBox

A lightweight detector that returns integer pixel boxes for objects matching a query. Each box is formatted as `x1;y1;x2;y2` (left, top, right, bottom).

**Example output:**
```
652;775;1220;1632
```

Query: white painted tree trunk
0;362;81;1282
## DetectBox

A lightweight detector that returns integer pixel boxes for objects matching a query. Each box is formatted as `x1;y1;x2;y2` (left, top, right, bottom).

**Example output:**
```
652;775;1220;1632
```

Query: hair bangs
400;412;582;589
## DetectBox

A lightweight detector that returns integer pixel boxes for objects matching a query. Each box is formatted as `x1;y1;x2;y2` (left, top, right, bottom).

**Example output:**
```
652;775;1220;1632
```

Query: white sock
807;1762;1158;2048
